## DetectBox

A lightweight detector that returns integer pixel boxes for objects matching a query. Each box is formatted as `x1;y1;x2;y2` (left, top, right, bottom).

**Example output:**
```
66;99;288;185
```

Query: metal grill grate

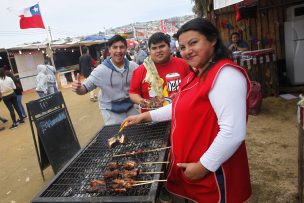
32;121;171;203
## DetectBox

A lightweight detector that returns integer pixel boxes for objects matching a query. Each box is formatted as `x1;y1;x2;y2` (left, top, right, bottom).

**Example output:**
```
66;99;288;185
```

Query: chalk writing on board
39;112;66;134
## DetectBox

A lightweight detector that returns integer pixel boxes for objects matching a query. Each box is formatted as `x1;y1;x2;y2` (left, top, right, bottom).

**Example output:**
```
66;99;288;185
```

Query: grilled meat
119;134;128;144
108;135;128;148
123;160;138;170
86;179;106;193
108;136;119;148
111;178;136;190
125;149;144;156
107;161;120;170
90;179;106;187
120;169;140;178
103;169;120;179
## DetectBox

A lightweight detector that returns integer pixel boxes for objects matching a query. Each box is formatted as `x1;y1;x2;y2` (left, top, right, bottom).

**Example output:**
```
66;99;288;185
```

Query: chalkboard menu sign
27;92;80;179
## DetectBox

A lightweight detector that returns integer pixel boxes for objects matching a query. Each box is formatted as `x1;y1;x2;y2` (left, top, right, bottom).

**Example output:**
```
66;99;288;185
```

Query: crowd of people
1;17;252;202
0;68;26;130
35;59;58;98
71;18;251;202
0;58;58;130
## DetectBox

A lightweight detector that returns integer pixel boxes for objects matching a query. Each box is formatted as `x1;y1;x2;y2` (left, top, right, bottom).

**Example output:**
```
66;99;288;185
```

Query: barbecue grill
32;121;171;203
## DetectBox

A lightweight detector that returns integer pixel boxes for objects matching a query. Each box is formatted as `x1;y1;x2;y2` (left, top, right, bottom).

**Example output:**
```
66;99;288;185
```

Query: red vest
166;59;252;203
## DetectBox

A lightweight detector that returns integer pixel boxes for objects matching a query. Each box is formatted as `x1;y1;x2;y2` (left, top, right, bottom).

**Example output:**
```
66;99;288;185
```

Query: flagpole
44;26;55;66
43;25;54;67
34;2;54;66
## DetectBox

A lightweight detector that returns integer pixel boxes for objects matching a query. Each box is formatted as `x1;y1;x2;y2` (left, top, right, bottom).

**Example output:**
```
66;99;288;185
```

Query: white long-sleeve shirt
150;66;247;172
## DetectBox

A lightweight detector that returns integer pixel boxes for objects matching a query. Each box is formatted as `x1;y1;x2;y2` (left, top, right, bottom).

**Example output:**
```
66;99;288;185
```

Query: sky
0;0;194;48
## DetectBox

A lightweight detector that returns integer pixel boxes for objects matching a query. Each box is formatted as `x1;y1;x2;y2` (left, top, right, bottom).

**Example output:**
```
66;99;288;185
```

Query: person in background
99;50;104;63
44;59;58;95
103;47;110;60
72;35;139;125
0;68;24;129
125;50;132;61
129;32;189;109
135;45;147;65
227;32;249;52
0;75;9;124
79;46;97;101
168;34;177;56
36;64;48;98
5;71;27;118
172;33;182;58
123;18;251;203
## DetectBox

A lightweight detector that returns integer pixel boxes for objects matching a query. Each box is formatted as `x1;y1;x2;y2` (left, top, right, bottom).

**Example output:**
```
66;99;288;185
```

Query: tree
192;0;208;17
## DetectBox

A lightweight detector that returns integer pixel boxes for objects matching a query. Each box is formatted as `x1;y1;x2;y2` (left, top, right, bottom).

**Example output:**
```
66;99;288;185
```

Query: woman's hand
177;161;210;180
122;112;152;127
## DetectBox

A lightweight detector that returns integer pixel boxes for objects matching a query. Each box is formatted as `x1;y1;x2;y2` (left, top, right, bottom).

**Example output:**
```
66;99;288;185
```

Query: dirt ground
0;86;300;203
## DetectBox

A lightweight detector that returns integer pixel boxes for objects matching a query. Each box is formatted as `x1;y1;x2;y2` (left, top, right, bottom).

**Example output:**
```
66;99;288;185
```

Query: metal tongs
107;121;128;148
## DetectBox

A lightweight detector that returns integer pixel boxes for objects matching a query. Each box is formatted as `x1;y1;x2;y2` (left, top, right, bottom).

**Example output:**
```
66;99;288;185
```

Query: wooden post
298;105;304;203
79;45;82;55
5;50;14;73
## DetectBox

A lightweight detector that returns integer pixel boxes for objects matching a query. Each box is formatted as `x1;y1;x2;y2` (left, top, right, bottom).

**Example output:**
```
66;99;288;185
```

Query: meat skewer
86;179;106;193
86;178;166;193
113;146;171;157
107;161;120;170
107;160;169;171
123;160;169;170
131;179;167;186
110;179;166;192
123;160;137;170
103;169;120;179
90;179;106;187
120;169;163;178
104;168;163;179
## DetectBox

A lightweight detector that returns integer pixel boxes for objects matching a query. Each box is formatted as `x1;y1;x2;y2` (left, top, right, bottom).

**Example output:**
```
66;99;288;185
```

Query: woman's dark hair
148;32;170;48
82;46;89;54
176;18;230;76
0;68;6;79
5;70;17;82
108;34;127;47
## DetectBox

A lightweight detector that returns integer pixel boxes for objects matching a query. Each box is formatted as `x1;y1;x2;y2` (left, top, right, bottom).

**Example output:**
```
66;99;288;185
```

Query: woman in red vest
123;18;252;203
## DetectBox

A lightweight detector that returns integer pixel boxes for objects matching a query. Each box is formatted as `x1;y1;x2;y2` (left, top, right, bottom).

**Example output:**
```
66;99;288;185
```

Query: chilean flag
19;3;45;29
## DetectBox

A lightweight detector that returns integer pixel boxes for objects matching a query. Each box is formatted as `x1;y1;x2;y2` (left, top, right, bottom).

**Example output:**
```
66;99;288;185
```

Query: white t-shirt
0;76;16;96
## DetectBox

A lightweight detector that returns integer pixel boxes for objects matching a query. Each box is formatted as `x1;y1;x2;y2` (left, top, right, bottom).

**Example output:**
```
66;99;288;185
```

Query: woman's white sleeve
200;66;248;172
150;103;172;122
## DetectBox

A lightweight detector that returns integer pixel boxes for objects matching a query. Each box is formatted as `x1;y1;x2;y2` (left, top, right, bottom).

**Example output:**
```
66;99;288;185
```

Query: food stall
233;48;279;96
